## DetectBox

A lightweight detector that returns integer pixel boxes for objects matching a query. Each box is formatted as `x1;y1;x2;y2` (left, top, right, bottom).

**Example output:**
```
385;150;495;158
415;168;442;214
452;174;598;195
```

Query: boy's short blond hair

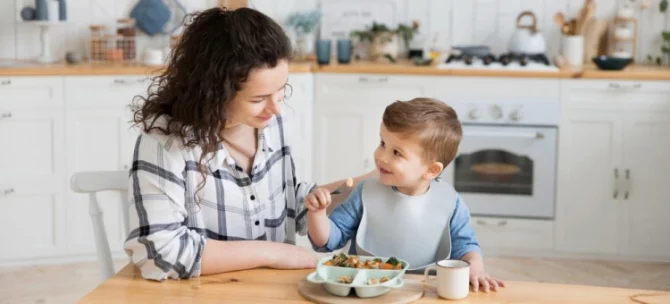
382;97;462;167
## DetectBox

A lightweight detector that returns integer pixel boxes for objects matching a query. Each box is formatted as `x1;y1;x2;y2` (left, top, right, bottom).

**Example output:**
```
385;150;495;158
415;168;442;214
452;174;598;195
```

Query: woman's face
226;59;289;129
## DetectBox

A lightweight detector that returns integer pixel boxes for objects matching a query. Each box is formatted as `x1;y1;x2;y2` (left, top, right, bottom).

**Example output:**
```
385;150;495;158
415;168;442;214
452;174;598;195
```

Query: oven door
445;125;557;219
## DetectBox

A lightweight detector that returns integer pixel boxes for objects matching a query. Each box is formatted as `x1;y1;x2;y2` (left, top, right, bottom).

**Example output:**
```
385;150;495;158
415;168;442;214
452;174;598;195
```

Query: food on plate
367;277;390;285
337;275;353;284
323;253;404;270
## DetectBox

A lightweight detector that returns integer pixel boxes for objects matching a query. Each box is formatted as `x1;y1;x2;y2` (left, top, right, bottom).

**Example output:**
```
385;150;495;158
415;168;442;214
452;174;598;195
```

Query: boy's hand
305;187;332;212
468;258;505;292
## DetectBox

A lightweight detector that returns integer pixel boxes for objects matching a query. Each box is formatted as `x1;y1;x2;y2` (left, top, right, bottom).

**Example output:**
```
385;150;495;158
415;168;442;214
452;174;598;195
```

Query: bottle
35;0;48;21
58;0;67;21
428;34;441;60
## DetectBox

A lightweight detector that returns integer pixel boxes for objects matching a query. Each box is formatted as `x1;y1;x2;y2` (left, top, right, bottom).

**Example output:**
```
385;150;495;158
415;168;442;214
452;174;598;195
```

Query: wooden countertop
571;64;670;81
79;264;670;303
0;60;668;80
0;61;313;76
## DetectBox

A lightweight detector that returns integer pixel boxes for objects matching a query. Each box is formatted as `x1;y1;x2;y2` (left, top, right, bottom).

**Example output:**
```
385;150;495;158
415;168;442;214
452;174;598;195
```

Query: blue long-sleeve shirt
310;182;482;260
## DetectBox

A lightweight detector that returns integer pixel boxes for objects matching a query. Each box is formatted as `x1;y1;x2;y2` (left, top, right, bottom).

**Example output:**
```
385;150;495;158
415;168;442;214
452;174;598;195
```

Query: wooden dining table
79;264;670;303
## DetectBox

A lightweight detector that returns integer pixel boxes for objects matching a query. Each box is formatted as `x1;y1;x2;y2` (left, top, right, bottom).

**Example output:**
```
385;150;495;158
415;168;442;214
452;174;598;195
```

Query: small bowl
413;57;433;66
307;255;409;298
592;56;633;71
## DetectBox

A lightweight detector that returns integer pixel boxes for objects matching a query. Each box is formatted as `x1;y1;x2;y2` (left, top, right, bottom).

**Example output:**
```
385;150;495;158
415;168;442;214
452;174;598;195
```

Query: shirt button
250;195;255;200
255;220;260;226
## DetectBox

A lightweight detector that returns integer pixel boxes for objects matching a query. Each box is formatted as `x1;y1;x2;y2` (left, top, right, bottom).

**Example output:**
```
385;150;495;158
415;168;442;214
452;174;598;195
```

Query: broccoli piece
373;258;383;263
386;257;400;266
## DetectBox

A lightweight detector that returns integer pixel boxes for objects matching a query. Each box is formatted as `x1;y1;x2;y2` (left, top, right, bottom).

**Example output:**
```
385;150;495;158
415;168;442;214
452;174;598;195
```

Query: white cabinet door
0;178;65;260
0;110;66;260
555;111;622;255
65;109;133;255
283;74;313;183
0;76;64;109
314;74;426;184
619;114;670;258
65;76;150;109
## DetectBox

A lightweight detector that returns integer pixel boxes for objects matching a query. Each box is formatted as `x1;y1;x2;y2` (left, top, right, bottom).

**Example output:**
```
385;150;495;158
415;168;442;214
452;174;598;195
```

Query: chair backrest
70;170;129;282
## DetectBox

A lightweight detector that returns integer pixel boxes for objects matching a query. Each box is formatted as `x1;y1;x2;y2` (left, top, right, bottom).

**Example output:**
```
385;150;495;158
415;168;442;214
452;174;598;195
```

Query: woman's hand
305;187;332;212
266;243;318;269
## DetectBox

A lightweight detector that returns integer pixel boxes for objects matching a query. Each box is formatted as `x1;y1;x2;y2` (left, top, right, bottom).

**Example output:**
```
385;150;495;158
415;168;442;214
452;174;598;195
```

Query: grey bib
355;178;457;270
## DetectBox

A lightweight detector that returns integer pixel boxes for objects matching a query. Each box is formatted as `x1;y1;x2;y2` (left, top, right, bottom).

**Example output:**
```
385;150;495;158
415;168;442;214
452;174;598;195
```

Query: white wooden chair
70;171;129;282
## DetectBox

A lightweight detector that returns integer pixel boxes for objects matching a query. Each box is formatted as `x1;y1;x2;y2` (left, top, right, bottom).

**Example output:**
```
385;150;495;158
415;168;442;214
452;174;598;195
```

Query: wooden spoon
554;12;566;28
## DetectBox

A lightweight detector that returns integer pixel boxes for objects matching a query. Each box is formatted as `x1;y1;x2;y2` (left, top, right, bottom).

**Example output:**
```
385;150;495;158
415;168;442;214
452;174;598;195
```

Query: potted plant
286;9;321;60
350;21;419;62
645;1;669;65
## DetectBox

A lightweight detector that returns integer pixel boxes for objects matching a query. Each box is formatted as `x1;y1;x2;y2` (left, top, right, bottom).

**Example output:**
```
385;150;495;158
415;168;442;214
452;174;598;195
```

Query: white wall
1;0;667;63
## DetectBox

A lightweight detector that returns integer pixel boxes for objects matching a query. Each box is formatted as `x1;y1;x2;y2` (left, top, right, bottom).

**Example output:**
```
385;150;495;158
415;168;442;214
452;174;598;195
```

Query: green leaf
656;57;663;65
661;0;668;12
647;54;654;62
662;46;670;53
662;32;670;42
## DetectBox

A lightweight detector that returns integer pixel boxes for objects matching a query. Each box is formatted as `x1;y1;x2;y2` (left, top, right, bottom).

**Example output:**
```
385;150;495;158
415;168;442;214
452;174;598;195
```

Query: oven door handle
465;131;545;140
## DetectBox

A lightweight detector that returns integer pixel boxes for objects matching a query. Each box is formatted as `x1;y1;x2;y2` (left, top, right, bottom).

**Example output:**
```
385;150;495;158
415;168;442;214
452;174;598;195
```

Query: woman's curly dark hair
132;7;292;170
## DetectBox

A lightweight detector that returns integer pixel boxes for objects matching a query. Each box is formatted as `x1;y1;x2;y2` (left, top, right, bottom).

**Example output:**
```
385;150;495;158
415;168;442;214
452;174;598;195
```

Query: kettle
508;11;547;54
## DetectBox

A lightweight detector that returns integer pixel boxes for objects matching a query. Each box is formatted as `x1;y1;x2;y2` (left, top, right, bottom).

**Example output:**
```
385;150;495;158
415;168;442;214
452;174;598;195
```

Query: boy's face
374;123;441;191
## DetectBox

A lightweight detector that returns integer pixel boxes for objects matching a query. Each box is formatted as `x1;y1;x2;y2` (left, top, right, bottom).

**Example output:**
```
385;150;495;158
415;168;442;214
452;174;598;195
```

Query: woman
125;7;372;281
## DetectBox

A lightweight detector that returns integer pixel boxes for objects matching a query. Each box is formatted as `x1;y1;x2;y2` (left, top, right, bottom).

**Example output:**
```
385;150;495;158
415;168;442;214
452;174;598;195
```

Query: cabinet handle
613;168;619;199
624;169;631;200
0;112;12;119
113;78;146;85
1;79;11;85
608;82;642;89
2;188;15;196
358;76;388;83
476;219;507;227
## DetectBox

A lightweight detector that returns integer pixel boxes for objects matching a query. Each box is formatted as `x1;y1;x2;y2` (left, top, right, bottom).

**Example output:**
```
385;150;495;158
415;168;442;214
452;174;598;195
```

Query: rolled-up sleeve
310;182;364;252
124;134;206;281
293;180;317;236
449;195;482;260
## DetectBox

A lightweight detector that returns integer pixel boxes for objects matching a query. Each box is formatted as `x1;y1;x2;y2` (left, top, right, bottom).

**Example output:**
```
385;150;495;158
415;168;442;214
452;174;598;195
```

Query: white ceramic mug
562;35;584;68
423;259;470;300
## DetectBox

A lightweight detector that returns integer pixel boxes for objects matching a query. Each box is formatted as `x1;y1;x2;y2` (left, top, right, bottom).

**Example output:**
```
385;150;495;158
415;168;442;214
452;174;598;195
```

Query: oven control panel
445;100;560;126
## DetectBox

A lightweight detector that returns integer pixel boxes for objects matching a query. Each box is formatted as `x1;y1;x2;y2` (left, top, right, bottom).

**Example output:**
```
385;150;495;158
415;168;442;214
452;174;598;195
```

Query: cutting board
297;278;424;304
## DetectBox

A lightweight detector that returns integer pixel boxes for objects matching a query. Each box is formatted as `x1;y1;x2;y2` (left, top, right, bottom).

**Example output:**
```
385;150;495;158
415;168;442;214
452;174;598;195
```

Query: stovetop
437;52;560;72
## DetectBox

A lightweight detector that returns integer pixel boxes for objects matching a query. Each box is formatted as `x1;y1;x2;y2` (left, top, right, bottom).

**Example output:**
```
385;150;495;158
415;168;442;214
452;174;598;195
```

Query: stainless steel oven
443;99;559;219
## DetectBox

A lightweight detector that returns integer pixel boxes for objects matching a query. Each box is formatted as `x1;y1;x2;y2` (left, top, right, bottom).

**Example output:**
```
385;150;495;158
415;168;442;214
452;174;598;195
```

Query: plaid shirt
124;115;315;281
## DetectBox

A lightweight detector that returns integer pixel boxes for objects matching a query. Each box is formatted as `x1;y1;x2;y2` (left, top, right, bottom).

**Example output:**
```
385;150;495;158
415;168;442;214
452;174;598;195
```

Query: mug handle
423;264;438;288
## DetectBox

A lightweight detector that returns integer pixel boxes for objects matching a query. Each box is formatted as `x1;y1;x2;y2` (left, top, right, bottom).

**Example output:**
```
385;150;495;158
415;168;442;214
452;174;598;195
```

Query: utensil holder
563;35;584;68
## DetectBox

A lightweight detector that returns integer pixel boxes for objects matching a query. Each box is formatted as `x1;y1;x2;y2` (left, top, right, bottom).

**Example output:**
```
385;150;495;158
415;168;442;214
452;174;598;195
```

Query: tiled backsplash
0;0;667;63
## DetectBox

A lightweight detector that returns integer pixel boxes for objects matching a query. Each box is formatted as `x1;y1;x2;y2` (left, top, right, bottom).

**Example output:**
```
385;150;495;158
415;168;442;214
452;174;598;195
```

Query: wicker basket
88;21;138;63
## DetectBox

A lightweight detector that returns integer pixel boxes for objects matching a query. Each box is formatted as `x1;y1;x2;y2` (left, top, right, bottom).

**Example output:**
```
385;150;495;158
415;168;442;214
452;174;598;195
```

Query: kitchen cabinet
0;76;63;109
313;74;427;184
619;114;670;258
556;79;670;260
0;77;67;262
65;109;137;255
283;74;314;183
472;216;554;252
64;76;146;256
555;111;622;255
